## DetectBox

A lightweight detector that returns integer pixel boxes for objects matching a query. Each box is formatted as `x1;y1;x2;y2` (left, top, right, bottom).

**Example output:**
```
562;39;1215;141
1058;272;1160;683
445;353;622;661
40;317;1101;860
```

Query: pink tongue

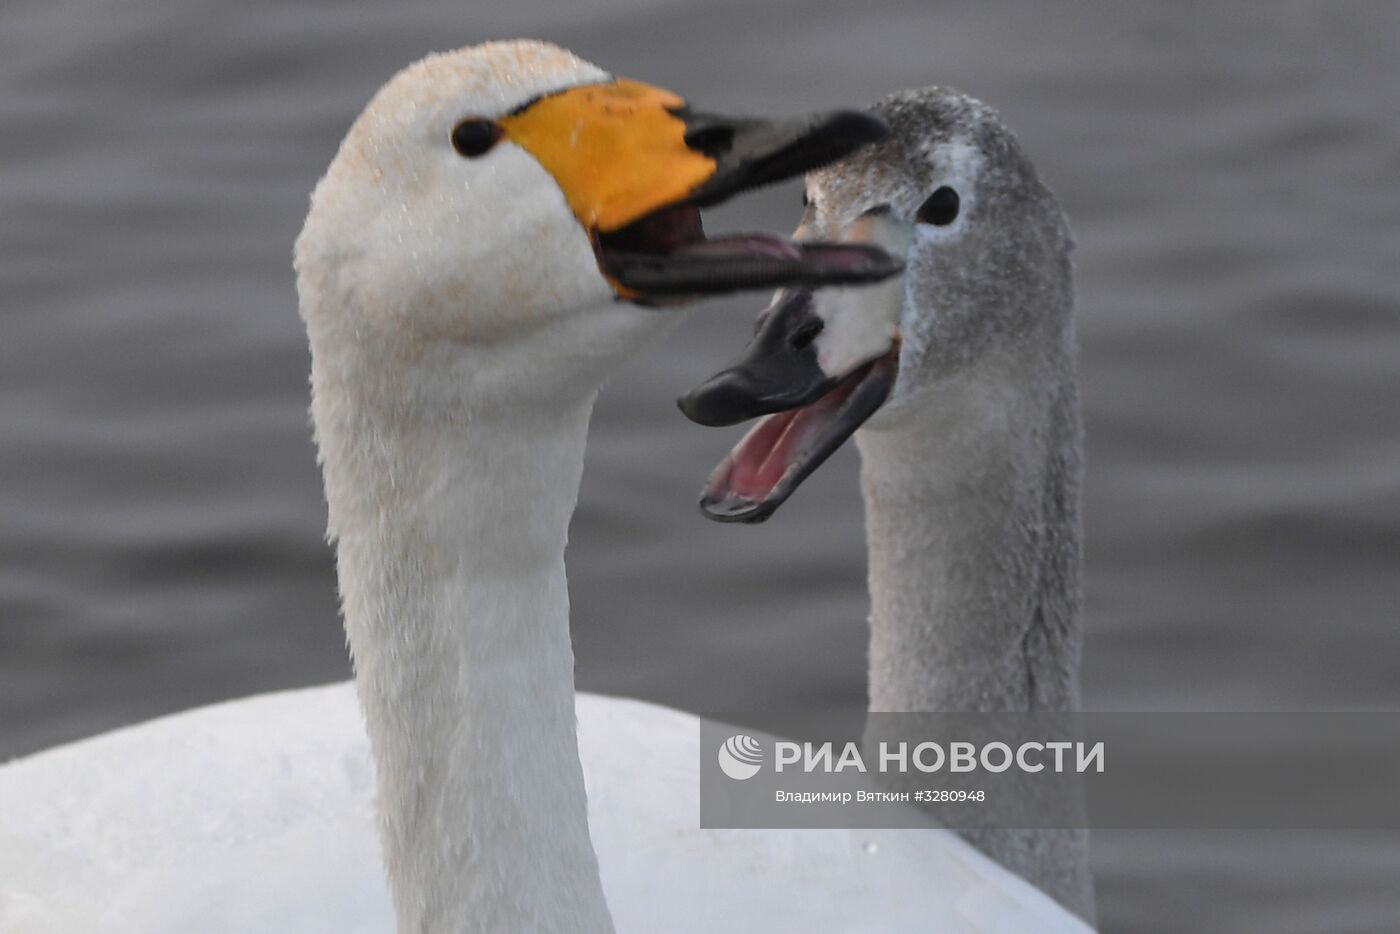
714;374;862;502
727;409;804;500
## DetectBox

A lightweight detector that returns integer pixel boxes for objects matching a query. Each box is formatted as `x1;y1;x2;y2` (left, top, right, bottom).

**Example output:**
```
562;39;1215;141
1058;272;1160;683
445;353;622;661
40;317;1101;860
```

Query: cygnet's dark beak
678;288;897;523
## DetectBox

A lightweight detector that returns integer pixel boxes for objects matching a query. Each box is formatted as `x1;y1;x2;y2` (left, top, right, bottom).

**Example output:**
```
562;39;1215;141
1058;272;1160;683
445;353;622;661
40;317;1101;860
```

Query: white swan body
1;45;1092;934
0;685;1090;934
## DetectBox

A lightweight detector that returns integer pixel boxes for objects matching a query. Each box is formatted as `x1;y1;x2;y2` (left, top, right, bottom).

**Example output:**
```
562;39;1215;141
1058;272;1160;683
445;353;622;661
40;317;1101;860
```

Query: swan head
295;40;899;411
677;86;1073;520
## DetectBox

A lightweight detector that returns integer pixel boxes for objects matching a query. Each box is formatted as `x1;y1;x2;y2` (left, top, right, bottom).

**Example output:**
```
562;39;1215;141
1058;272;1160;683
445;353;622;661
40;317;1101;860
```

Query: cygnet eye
450;119;503;158
916;186;960;226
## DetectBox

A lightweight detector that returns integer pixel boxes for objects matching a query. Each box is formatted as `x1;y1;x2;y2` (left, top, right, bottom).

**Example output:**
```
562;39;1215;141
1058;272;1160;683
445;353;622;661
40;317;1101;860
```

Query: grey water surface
2;2;1398;931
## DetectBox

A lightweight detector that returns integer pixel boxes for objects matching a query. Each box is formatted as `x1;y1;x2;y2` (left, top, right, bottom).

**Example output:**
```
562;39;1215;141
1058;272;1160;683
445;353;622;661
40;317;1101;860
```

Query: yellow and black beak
500;80;901;302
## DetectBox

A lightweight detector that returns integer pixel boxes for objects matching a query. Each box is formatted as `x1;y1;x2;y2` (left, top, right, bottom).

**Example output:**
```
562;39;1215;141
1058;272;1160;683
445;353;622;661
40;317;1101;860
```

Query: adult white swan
0;44;1091;934
681;87;1095;921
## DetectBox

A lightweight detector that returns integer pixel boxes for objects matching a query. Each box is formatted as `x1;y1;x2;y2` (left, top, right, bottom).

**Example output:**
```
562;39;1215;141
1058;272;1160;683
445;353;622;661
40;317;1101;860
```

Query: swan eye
451;119;503;158
801;190;811;208
916;186;960;226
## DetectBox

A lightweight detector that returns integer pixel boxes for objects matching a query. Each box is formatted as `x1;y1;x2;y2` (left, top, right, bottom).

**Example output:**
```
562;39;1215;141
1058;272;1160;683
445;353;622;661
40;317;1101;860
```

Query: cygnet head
295;40;899;415
678;86;1074;520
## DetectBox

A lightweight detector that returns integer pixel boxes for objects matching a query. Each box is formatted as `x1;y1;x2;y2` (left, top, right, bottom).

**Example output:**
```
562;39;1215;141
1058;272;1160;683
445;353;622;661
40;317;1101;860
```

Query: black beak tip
675;388;710;425
821;110;891;148
872;251;906;279
698;490;776;524
676;372;758;428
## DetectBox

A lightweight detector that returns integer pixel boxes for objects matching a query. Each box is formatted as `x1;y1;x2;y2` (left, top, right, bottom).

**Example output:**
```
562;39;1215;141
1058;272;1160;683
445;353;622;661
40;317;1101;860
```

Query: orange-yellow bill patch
500;79;716;234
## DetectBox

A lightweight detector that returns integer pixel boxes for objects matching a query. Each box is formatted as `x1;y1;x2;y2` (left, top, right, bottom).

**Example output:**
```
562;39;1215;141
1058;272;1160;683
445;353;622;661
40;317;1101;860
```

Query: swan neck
318;384;613;934
856;348;1083;714
855;344;1094;921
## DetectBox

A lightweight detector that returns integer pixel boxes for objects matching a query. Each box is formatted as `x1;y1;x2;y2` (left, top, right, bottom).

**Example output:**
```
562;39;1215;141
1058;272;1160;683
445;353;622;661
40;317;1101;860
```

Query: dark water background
3;2;1399;931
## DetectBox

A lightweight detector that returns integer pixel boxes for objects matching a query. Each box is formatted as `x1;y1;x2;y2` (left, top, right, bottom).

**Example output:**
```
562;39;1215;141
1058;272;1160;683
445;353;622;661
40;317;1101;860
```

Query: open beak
677;286;899;522
500;80;902;302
